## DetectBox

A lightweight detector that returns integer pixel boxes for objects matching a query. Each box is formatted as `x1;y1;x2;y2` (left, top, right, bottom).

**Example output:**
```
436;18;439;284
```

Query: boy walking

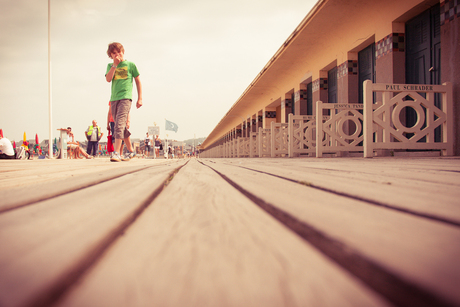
105;42;143;162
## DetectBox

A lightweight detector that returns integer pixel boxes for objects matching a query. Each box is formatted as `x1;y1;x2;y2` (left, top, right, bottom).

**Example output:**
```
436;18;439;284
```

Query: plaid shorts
111;99;132;140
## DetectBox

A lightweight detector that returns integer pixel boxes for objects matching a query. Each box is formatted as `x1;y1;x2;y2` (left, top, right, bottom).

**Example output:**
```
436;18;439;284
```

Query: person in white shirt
0;136;15;159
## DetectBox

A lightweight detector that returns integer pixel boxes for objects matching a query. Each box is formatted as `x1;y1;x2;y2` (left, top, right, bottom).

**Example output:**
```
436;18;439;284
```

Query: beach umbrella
22;132;29;149
0;129;3;138
34;134;40;154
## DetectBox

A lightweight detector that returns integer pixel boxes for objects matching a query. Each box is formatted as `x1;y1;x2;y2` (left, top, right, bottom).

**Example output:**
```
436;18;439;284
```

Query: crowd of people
1;128;193;160
1;42;196;161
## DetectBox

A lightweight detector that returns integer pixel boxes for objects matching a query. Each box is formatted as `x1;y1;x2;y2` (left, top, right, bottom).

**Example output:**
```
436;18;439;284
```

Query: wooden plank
0;159;174;191
0;159;184;212
210;157;460;185
57;159;388;307
207;158;460;225
0;162;185;307
198;159;460;306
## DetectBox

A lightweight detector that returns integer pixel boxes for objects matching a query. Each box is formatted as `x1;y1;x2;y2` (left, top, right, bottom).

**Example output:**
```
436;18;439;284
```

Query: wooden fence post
363;80;373;158
316;101;323;158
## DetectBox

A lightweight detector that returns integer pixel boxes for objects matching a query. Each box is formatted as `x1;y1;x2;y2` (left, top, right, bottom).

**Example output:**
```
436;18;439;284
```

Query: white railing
237;137;249;157
227;139;233;158
258;127;271;158
271;122;289;157
363;81;453;157
288;114;319;157
226;141;231;158
232;139;237;158
249;132;259;158
201;82;453;159
316;102;364;158
221;144;224;158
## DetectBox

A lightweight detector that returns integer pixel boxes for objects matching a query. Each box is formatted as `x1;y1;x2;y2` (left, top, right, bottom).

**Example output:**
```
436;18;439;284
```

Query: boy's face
111;49;124;61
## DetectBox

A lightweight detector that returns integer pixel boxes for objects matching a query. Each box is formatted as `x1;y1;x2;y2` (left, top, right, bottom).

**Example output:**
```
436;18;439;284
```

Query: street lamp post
48;0;53;158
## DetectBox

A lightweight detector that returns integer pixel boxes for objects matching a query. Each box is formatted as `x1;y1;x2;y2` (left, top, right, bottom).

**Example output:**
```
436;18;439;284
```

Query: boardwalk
0;157;460;307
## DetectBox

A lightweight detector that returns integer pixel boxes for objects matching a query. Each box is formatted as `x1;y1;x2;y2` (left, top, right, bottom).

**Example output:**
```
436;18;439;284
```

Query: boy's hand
113;55;122;66
136;99;143;109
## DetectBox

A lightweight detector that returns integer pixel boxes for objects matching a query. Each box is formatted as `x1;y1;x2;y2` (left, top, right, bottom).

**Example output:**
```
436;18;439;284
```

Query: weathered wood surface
0;159;182;212
0;158;177;191
57;159;386;307
206;157;460;225
0;157;459;307
198;158;460;306
0;159;187;307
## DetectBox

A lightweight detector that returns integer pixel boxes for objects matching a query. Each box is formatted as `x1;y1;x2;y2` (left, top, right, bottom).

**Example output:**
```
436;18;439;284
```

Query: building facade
201;0;460;156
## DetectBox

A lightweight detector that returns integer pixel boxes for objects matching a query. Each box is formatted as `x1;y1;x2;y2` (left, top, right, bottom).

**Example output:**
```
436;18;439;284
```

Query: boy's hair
107;42;124;59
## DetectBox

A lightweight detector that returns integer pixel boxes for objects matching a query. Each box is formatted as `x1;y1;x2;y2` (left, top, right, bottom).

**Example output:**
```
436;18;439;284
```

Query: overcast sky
0;0;316;143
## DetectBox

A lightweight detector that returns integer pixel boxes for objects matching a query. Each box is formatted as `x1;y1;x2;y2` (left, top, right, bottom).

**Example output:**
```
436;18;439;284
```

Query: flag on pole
165;119;178;133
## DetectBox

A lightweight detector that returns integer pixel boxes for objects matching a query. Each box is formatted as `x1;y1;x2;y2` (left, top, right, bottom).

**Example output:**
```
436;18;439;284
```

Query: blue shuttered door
328;67;337;103
406;4;441;141
307;83;313;115
358;43;375;104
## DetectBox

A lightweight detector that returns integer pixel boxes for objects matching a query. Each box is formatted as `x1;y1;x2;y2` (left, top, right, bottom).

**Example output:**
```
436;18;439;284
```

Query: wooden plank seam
0;165;160;214
225;163;460;228
198;160;458;307
24;161;189;307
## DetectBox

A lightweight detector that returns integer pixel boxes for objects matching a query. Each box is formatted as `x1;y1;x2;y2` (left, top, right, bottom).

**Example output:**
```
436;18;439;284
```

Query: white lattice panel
258;128;271;158
288;114;318;157
271;122;289;157
316;102;364;157
237;137;249;157
249;132;259;158
364;81;453;157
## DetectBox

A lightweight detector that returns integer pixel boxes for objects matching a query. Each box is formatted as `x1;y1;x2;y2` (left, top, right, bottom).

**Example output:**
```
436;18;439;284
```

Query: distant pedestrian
144;132;151;157
85;120;103;157
168;145;173;159
154;135;161;158
105;42;143;162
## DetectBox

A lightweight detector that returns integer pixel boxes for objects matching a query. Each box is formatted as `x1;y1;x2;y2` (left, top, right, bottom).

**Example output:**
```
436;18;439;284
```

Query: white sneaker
110;152;122;162
122;152;136;161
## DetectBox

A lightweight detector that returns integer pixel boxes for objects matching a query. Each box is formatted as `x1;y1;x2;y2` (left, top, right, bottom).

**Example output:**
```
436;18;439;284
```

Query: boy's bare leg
114;139;123;154
124;137;134;152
